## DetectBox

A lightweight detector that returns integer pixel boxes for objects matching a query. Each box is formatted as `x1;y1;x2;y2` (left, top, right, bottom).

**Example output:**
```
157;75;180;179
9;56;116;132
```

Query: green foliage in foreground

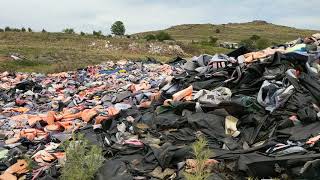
184;136;213;180
60;134;104;180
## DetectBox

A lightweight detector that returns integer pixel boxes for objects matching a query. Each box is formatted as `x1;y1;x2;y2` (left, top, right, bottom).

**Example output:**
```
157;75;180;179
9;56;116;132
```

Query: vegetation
111;21;125;36
144;34;156;41
215;28;220;33
144;32;173;42
80;31;85;36
155;31;173;41
63;28;75;34
134;21;317;44
21;27;26;32
0;28;3;32
42;29;47;33
60;134;104;180
240;34;271;50
184;136;213;180
28;27;32;32
93;30;103;37
0;31;177;73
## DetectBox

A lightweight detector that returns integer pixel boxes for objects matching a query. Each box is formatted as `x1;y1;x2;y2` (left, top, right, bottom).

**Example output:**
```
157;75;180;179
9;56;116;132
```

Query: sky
0;0;320;34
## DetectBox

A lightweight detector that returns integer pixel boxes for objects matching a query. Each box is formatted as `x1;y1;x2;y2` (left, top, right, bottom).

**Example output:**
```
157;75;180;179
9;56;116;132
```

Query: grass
184;136;213;180
0;31;230;73
134;21;318;44
60;133;104;180
2;21;317;73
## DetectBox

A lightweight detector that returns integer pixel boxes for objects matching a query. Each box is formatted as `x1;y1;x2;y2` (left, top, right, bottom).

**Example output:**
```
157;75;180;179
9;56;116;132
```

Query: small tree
42;29;47;33
111;21;125;36
215;28;220;33
0;28;4;32
144;34;156;41
80;31;85;36
21;27;26;32
5;26;11;32
28;28;32;32
155;31;172;41
250;34;260;41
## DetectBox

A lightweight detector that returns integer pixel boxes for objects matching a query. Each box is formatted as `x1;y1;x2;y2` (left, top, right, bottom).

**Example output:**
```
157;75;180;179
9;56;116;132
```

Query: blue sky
0;0;319;34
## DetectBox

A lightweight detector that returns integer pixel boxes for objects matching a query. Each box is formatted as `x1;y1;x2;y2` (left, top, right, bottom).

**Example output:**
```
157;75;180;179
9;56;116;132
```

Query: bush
215;28;220;33
5;26;11;31
184;136;213;180
126;35;131;38
63;28;75;34
256;38;270;49
208;36;218;46
60;134;104;180
0;28;4;32
155;31;172;41
239;38;255;50
111;21;125;36
80;32;85;36
144;34;156;41
250;35;260;41
42;29;47;33
11;28;21;32
28;28;32;32
107;34;112;38
21;27;26;32
93;30;103;37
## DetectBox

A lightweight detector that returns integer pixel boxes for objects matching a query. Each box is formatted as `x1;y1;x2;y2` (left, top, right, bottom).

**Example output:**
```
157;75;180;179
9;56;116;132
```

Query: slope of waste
1;33;320;179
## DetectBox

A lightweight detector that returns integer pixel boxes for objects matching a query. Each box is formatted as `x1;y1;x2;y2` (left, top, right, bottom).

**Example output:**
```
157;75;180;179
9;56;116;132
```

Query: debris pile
1;33;320;179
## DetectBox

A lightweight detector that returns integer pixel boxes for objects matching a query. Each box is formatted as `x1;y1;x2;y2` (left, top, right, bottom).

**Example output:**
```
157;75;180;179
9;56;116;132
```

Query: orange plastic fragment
107;107;120;116
81;109;97;122
0;172;17;180
172;85;193;101
95;115;110;124
5;159;28;175
46;111;56;125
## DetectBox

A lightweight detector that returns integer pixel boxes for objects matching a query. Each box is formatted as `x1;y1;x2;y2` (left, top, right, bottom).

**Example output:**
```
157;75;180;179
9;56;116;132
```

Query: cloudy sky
1;0;319;34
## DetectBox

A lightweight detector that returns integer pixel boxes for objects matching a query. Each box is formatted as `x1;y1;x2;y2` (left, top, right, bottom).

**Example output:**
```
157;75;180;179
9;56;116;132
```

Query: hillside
134;21;319;43
0;32;206;73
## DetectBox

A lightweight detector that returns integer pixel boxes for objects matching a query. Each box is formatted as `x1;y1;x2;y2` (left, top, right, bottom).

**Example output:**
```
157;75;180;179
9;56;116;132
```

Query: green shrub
93;30;103;37
80;32;85;36
208;36;218;46
155;31;172;41
60;134;104;180
0;28;3;32
63;28;75;34
250;34;260;41
215;28;220;33
184;136;213;180
5;26;11;32
28;27;32;32
144;34;156;41
239;38;255;49
256;38;270;49
21;27;26;32
42;29;47;33
11;28;21;32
